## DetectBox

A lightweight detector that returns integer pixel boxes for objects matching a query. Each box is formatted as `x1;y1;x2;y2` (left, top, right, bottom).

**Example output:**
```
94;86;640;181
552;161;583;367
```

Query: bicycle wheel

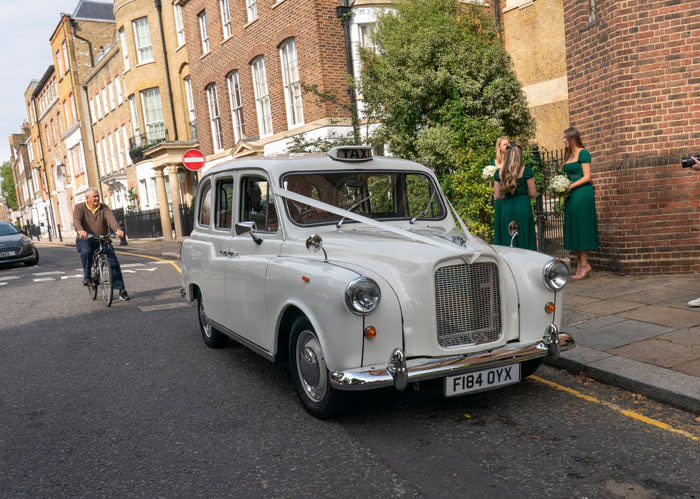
98;255;113;307
88;260;98;300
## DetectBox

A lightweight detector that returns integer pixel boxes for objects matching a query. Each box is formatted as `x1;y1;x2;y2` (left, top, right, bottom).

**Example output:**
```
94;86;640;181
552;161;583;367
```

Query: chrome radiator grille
434;262;502;347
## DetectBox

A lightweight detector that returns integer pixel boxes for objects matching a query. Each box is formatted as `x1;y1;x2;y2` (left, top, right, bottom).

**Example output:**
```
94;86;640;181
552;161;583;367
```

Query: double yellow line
530;375;699;442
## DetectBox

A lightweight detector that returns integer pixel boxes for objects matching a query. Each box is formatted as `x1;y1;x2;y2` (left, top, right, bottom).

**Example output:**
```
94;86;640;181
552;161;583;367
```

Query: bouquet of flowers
482;164;498;181
548;174;571;215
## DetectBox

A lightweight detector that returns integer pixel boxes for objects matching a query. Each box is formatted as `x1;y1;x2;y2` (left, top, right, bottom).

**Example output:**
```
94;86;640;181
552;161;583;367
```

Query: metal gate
532;147;568;259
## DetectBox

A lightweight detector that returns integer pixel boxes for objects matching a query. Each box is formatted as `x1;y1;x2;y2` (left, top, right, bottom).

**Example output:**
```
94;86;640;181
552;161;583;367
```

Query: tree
359;0;535;238
1;161;18;210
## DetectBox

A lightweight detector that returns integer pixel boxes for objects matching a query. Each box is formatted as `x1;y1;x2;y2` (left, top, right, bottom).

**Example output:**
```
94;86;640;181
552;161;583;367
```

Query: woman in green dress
562;127;598;279
493;142;537;250
492;136;509;247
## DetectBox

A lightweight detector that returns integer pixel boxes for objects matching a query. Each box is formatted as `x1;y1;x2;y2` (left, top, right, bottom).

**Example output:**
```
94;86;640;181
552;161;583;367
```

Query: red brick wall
182;0;351;155
564;0;700;274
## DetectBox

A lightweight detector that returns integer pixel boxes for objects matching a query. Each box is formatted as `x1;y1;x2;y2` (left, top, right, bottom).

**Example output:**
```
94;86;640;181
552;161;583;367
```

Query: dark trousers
76;239;125;291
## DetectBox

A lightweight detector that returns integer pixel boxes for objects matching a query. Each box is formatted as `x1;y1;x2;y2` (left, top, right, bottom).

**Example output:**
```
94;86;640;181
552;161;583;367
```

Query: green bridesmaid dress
493;166;537;251
491;160;505;246
563;149;599;251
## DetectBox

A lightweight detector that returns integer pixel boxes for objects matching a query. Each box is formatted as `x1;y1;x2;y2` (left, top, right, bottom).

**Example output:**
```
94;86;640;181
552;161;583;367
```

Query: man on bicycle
73;188;129;301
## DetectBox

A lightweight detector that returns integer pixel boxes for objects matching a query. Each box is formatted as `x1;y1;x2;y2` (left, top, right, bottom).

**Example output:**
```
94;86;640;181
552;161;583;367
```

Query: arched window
226;71;245;143
251;56;272;137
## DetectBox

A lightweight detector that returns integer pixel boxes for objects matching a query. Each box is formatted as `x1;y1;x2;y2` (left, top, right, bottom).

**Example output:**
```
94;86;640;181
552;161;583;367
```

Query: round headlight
543;259;569;291
345;277;381;315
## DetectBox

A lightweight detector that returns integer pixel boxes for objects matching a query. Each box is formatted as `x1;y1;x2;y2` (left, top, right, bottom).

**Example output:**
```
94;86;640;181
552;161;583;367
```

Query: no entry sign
183;149;206;171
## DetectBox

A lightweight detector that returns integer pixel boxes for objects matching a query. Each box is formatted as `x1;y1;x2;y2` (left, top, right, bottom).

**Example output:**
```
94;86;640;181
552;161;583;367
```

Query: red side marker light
302;276;310;283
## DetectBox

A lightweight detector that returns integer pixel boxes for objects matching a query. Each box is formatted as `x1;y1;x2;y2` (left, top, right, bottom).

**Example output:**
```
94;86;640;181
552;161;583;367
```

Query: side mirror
508;221;519;248
235;221;262;245
306;234;328;262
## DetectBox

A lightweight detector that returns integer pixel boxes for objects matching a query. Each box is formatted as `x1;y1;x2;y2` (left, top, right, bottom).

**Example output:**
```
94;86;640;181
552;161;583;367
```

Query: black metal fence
179;204;193;237
532;146;568;258
111;204;193;239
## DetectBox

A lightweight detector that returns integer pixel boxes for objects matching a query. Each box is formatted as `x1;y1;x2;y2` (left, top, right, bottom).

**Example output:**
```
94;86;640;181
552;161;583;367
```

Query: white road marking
121;263;144;268
138;302;191;312
141;268;157;272
33;271;65;276
122;269;137;273
60;274;84;279
33;278;55;282
0;276;20;281
155;261;171;265
0;282;7;286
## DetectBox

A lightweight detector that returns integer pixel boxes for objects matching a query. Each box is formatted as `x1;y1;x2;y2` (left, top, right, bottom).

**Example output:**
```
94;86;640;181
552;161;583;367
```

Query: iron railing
532;146;568;258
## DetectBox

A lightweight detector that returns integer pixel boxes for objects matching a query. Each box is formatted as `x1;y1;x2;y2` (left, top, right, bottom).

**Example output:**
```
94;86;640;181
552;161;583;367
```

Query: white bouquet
548;174;571;194
482;164;498;180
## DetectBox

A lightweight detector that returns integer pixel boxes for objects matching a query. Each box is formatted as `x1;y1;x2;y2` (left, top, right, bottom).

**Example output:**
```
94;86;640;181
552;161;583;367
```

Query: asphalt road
1;246;698;498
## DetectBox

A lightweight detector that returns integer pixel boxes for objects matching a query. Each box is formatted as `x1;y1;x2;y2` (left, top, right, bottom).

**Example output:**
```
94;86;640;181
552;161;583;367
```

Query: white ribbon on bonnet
274;188;482;263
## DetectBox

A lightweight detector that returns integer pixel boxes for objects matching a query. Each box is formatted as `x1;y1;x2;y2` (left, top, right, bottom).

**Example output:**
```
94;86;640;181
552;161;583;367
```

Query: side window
240;175;278;233
215;177;234;229
406;174;440;218
198;180;212;226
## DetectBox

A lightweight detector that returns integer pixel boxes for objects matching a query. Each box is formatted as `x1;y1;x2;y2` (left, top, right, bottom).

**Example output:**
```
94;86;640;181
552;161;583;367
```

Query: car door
224;172;283;353
204;173;236;325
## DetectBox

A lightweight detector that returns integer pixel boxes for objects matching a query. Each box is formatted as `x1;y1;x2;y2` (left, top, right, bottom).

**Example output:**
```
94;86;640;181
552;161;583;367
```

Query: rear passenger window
215;178;233;229
198;180;211;226
240;175;278;233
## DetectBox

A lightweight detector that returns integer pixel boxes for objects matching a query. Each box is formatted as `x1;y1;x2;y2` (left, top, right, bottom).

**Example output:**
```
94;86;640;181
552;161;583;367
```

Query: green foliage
1;161;18;210
358;0;535;239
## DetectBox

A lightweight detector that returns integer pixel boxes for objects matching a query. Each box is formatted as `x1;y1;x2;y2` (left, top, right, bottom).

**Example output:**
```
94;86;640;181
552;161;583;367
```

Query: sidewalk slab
608;339;700;369
566;317;672;351
547;346;700;414
618;305;700;329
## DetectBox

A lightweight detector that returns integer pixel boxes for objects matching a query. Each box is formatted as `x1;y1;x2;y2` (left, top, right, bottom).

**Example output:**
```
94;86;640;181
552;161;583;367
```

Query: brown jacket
73;203;120;236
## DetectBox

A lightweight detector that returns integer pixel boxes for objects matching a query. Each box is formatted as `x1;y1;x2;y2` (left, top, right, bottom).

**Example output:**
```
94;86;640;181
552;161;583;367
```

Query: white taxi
180;146;573;418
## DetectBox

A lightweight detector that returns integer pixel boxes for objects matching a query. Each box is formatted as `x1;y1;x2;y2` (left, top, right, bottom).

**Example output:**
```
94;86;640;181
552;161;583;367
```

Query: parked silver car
0;221;39;266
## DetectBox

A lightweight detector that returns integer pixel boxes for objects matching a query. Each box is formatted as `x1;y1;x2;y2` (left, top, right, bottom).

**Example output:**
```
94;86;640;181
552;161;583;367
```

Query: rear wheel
98;256;113;307
88;260;98;300
197;293;227;348
289;317;344;418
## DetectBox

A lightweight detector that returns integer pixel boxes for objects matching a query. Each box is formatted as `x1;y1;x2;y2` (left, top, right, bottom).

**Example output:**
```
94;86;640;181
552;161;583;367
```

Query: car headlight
543;259;569;291
345;277;381;315
21;238;33;246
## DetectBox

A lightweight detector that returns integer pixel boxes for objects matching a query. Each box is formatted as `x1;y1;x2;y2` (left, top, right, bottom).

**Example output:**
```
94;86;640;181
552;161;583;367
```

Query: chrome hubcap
199;299;212;337
296;330;327;403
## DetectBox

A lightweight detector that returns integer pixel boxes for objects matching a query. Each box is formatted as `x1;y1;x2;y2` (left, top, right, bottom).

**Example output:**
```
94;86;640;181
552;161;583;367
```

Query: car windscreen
0;223;19;236
281;171;445;226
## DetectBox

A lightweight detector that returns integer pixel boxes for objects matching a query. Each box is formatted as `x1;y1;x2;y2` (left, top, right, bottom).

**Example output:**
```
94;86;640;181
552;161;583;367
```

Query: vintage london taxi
180;146;573;418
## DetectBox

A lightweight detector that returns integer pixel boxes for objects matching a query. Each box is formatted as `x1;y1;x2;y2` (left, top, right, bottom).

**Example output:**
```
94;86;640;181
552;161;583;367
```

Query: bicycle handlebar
86;233;117;240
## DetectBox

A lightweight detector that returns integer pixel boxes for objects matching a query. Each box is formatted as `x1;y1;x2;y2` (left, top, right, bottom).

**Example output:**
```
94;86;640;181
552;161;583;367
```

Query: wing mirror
306;234;328;262
235;221;263;245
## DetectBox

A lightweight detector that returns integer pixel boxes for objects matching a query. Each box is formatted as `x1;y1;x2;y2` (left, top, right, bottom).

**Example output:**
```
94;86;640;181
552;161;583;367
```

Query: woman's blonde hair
495;136;509;163
501;142;523;195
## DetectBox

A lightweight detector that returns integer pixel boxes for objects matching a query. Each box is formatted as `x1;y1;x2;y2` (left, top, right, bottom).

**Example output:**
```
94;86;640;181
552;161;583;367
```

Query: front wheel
97;256;113;307
289;317;345;418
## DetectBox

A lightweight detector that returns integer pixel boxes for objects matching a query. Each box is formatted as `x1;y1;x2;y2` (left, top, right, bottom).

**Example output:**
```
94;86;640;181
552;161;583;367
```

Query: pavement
35;236;700;414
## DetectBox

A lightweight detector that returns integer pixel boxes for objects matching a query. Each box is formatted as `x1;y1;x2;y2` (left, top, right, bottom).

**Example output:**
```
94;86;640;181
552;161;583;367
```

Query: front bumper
329;325;574;391
0;246;37;265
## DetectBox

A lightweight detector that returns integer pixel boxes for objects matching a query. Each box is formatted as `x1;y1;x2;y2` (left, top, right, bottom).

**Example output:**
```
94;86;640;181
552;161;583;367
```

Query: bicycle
86;233;115;306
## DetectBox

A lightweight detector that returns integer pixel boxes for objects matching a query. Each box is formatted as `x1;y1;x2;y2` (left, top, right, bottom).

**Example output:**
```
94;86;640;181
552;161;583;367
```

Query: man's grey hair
85;187;100;196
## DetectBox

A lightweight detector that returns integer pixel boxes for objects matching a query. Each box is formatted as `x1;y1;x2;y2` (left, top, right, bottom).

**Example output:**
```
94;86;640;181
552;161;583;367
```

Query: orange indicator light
545;302;556;314
364;326;377;339
302;276;310;283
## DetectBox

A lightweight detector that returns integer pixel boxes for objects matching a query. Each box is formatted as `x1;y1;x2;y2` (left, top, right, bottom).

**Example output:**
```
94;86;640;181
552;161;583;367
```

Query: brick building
8;127;36;229
114;0;198;239
502;0;569;151
563;0;700;274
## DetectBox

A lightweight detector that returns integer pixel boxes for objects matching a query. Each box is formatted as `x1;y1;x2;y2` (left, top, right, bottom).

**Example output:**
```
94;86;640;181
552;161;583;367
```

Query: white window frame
246;0;257;23
219;0;232;39
128;95;140;136
206;84;223;152
226;71;245;143
115;129;125;170
95;94;103;120
119;28;130;70
115;76;123;104
70;94;77;124
108;133;117;173
184;77;196;133
132;17;154;64
122;125;132;165
198;11;210;54
279;38;304;128
62;41;69;72
101;87;109;116
174;4;186;47
140;87;165;143
251;56;273;138
108;82;116;110
96;139;105;177
56;49;63;76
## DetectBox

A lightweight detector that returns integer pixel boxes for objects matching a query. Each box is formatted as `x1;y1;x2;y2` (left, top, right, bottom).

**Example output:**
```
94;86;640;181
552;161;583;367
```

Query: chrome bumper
329;324;574;391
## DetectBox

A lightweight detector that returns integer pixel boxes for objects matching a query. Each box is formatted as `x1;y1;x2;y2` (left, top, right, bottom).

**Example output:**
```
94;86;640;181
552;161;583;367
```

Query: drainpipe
335;0;359;143
155;0;178;140
494;0;501;28
70;19;94;67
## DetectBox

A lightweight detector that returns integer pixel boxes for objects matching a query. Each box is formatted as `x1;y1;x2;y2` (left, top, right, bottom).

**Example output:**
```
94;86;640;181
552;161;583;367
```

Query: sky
0;0;87;166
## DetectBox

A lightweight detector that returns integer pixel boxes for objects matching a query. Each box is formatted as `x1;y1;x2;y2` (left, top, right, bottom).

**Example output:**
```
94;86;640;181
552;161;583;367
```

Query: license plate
444;364;521;397
0;250;14;258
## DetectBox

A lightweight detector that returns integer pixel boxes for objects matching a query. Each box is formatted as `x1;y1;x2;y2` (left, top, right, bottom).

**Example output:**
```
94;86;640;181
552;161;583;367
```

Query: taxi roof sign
328;145;373;162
